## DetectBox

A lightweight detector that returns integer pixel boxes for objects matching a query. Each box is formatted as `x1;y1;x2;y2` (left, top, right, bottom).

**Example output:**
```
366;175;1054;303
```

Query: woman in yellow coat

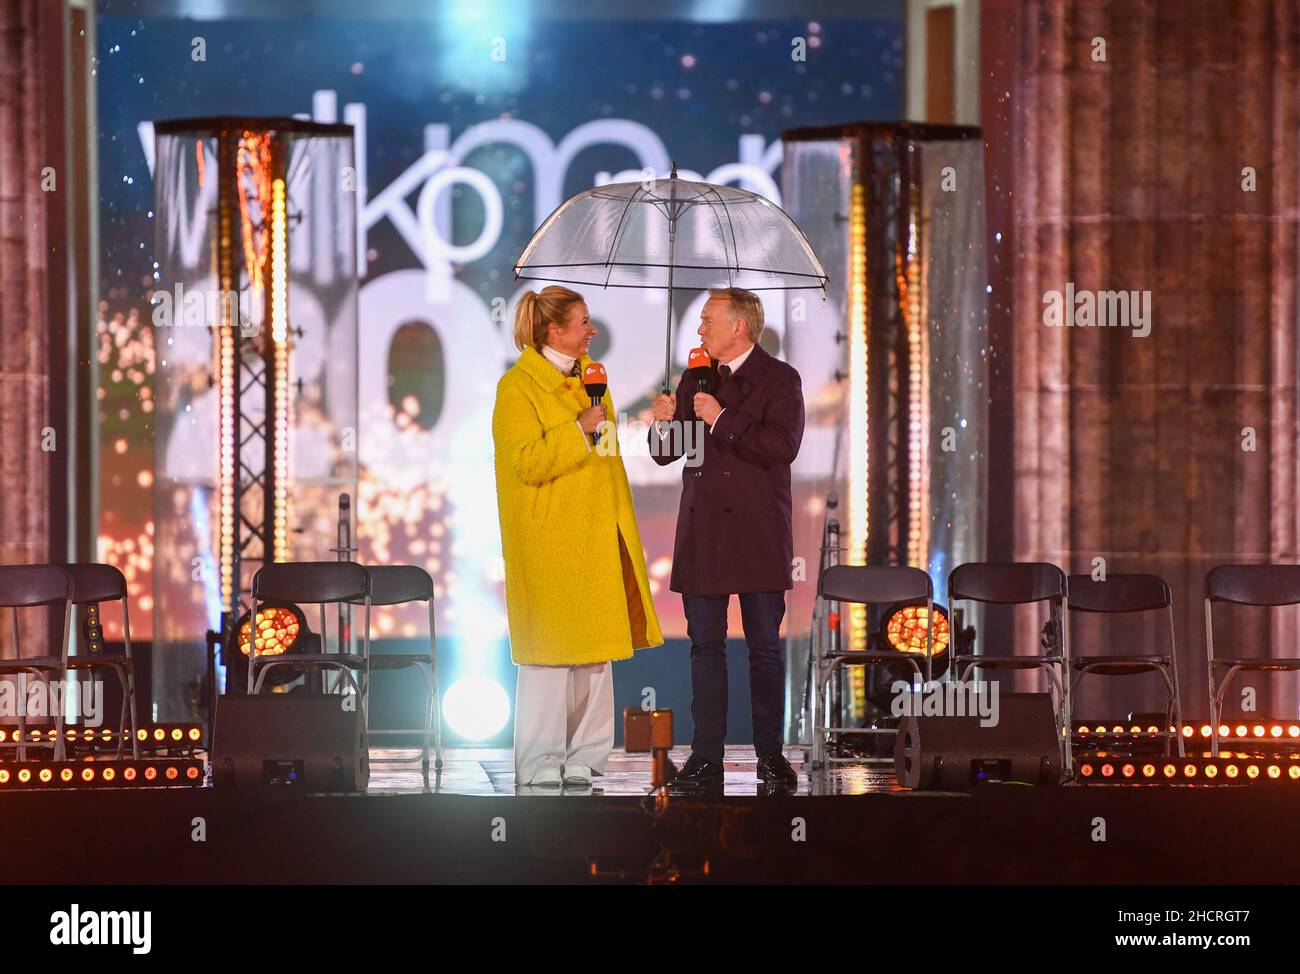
493;284;663;788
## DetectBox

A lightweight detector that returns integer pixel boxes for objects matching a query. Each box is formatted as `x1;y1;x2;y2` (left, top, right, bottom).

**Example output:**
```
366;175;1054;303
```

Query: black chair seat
366;654;433;669
251;652;368;667
65;657;131;669
1212;657;1300;671
954;655;1063;669
1073;654;1171;674
0;657;62;671
822;650;925;663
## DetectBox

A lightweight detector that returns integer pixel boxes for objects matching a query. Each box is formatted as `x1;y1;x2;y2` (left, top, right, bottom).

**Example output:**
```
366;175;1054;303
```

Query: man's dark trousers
683;591;786;766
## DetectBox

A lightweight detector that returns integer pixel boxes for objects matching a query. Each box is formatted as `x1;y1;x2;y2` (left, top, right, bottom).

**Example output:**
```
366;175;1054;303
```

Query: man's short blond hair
708;287;764;343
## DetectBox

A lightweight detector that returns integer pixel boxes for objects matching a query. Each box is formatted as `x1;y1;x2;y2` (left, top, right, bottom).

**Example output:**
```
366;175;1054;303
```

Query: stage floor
6;745;1300;884
369;745;899;796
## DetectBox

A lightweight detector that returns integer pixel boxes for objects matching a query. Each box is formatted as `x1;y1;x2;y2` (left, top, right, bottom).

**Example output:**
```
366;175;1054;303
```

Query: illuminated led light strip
0;759;205;789
270;176;292;562
901;201;925;569
218;309;236;611
1073;721;1300;741
914;201;930;566
218;137;237;618
1076;755;1300;785
0;725;203;746
847;180;868;651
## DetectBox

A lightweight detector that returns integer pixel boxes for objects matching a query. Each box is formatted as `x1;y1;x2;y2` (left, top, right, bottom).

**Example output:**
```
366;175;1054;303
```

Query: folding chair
1067;573;1183;757
64;564;140;759
811;564;934;766
350;565;443;772
249;563;371;730
0;565;74;761
948;562;1072;773
1205;564;1300;753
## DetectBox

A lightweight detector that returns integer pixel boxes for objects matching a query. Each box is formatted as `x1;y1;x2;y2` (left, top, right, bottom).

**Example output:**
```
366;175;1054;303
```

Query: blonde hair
513;285;585;351
708;287;765;342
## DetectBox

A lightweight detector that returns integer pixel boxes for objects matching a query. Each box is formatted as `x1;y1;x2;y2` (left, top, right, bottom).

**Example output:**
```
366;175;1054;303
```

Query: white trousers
514;662;614;783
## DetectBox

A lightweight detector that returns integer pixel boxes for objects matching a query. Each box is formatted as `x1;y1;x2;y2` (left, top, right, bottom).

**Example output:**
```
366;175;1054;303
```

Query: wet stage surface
366;744;905;796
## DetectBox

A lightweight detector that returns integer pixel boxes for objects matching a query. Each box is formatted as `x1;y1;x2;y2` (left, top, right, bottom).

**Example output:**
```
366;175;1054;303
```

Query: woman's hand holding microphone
579;404;608;434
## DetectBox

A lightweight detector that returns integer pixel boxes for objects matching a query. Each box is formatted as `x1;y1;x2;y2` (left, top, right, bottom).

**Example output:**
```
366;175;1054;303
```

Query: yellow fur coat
492;346;663;665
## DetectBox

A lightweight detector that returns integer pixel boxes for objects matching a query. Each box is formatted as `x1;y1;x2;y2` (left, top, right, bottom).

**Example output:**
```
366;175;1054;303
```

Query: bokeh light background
93;2;904;728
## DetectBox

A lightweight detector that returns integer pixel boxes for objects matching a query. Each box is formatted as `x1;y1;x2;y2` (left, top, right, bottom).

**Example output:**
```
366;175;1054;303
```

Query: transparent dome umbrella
514;163;828;393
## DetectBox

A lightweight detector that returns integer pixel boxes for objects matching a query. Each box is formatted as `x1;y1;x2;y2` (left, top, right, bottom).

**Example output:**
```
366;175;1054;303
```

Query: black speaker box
212;694;369;792
894;691;1061;790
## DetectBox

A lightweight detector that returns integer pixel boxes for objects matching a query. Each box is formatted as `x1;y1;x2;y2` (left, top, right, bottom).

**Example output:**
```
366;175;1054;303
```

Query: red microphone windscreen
582;362;608;402
687;347;712;371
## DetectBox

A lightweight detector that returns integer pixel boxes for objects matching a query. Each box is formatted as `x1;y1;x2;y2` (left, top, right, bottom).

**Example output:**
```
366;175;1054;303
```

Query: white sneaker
525;765;563;788
562;763;593;787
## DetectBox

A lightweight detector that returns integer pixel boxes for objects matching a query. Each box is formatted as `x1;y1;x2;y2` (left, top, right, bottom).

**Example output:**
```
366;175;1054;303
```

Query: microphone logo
582;362;608;401
687;347;712;388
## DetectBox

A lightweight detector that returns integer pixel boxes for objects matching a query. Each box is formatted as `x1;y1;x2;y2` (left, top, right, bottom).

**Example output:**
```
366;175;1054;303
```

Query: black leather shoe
756;752;798;790
668;752;724;794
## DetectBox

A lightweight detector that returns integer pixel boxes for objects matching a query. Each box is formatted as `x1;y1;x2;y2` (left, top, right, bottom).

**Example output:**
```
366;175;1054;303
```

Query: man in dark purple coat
649;287;805;793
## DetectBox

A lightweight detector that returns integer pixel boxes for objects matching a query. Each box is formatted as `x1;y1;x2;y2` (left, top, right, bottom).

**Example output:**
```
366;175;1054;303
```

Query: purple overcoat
649;343;805;596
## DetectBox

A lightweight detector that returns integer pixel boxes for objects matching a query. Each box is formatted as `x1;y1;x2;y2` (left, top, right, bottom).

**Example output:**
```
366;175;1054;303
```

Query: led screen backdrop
94;5;904;710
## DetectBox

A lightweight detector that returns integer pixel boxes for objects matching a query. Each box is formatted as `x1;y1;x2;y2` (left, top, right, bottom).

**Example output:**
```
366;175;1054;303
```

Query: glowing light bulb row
847;179;868;651
0;759;205;789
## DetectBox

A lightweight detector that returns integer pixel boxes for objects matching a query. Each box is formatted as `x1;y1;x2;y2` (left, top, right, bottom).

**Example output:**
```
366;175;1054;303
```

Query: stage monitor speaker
212;694;369;792
894;692;1061;790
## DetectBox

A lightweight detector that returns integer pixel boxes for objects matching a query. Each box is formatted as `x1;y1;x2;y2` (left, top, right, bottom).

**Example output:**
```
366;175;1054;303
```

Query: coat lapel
517;345;567;392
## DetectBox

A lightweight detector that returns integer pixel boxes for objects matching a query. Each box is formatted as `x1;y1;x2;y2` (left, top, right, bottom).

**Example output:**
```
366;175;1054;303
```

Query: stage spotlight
224;603;316;690
882;603;950;656
862;602;959;691
1142;764;1156;778
444;675;510;741
237;603;304;658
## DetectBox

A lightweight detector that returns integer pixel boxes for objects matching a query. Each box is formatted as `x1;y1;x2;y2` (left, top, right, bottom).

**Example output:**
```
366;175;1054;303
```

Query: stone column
984;0;1300;717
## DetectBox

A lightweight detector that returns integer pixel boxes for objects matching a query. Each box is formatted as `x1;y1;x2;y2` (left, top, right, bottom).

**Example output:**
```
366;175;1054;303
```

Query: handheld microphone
687;347;712;392
582;362;608;445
